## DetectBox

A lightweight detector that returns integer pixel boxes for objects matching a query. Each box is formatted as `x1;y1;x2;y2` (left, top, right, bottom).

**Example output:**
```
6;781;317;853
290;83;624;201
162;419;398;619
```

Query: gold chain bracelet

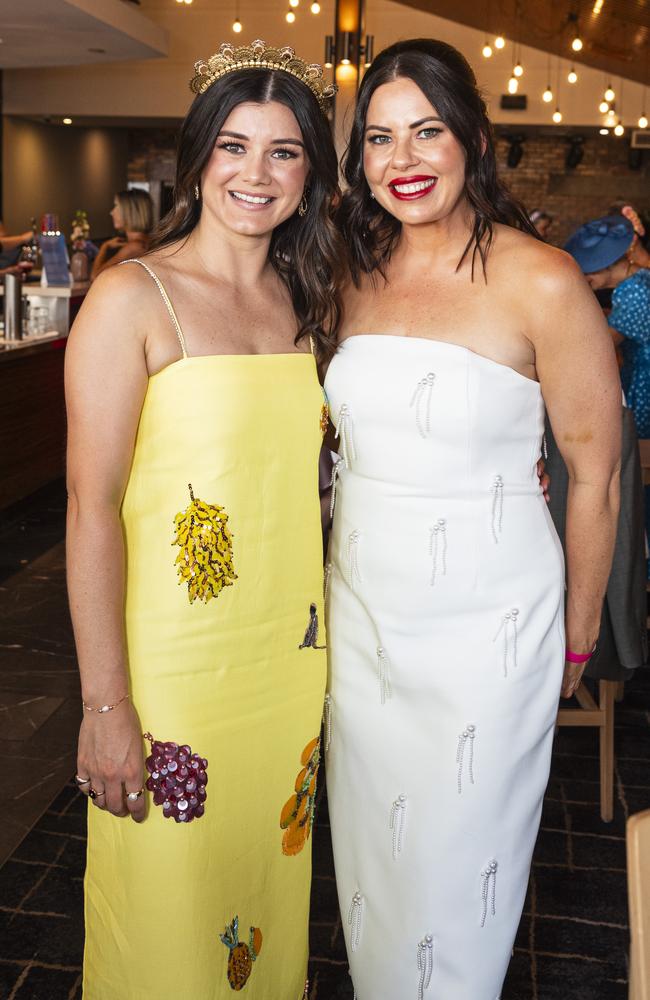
82;693;130;714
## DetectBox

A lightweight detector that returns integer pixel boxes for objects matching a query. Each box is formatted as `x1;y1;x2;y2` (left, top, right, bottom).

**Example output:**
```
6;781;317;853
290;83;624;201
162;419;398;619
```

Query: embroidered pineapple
320;399;329;436
172;484;237;603
280;736;320;856
220;916;262;991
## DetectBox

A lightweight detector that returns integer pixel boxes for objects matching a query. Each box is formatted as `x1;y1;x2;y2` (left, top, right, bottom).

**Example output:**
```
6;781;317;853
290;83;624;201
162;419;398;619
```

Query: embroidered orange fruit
280;737;321;857
320;398;329;436
172;484;237;604
220;916;262;991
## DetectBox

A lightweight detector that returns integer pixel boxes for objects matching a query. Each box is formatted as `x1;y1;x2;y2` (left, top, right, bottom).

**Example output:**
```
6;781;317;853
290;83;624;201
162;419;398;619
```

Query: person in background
0;222;34;273
565;215;650;438
91;189;154;279
529;208;553;241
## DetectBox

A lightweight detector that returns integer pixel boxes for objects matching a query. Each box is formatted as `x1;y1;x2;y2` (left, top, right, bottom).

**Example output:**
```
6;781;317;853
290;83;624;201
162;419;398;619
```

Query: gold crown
190;39;337;112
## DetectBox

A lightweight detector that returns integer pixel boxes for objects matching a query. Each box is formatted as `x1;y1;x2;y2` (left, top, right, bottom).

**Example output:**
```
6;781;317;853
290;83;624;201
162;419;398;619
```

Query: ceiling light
571;36;583;52
513;62;523;77
599;127;610;135
482;42;493;58
614;120;624;136
543;86;553;103
286;8;296;21
508;76;519;94
568;67;578;84
552;108;563;123
639;113;648;129
232;17;242;32
324;35;335;68
63;117;72;125
593;0;604;13
310;1;320;11
494;35;505;49
599;100;609;113
604;84;615;102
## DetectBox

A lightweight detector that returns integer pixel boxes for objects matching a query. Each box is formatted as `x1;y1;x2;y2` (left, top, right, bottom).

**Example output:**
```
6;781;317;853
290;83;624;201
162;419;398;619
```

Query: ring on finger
75;774;91;786
126;788;144;802
89;788;105;800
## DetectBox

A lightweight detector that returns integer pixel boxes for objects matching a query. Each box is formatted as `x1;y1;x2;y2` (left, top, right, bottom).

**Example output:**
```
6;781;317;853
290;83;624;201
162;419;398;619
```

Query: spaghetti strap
120;258;188;359
309;335;316;356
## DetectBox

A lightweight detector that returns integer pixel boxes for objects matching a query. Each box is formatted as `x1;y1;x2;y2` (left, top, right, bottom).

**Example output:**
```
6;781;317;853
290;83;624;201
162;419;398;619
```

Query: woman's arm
66;266;150;819
530;252;622;697
90;237;127;279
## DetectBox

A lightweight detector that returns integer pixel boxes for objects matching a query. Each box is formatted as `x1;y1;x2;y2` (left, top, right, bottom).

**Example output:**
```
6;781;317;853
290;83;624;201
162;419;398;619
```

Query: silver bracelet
82;693;129;714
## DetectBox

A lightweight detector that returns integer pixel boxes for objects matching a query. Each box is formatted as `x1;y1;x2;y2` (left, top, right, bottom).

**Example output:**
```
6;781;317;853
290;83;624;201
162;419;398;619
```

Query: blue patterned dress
610;268;650;436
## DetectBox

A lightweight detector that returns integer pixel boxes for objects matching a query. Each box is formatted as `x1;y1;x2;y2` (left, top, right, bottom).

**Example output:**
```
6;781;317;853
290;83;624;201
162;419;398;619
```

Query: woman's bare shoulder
490;223;584;294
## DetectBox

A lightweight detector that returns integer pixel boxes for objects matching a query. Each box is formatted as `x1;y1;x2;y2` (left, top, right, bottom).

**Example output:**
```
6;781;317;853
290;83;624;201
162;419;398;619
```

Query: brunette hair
116;189;154;235
339;38;538;283
151;69;343;356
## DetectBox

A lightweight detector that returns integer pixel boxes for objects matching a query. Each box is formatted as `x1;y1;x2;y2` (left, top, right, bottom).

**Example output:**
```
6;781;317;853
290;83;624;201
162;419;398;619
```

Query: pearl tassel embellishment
376;646;392;705
390;794;407;859
410;372;436;438
348;892;364;951
480;860;498;927
417;935;434;998
323;693;332;753
323;561;332;600
491;475;504;544
335;404;356;468
328;457;345;519
429;518;447;586
493;608;519;677
456;724;476;794
347;530;361;589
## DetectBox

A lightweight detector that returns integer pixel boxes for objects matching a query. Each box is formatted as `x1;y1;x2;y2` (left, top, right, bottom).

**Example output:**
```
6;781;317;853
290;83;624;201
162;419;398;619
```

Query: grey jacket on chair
545;407;647;681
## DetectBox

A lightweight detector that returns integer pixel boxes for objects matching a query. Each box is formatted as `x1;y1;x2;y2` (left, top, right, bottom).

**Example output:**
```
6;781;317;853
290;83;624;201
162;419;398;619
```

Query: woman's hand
560;659;586;699
77;700;146;821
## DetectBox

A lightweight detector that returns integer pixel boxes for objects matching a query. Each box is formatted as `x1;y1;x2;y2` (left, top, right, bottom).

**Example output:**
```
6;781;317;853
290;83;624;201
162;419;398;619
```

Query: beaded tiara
190;38;337;113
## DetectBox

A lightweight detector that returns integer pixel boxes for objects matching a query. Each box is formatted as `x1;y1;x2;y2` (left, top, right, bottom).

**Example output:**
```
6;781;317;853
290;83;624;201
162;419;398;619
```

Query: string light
552;108;563;123
639;113;649;129
567;67;578;84
232;17;242;32
63;117;72;125
508;76;519;94
285;8;296;21
543;86;553;103
599;99;609;113
614;121;624;136
571;35;583;52
593;0;604;13
310;0;320;10
604;83;615;102
599;127;610;135
513;61;523;77
494;35;505;49
482;41;493;58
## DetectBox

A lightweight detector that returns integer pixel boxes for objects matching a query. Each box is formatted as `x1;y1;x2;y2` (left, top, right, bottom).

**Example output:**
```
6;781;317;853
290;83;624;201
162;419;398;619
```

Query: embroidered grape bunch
143;732;208;823
220;916;263;991
172;484;237;603
280;736;320;856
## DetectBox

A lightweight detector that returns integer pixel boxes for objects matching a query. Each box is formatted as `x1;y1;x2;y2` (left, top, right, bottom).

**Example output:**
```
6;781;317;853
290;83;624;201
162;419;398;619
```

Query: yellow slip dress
83;259;327;1000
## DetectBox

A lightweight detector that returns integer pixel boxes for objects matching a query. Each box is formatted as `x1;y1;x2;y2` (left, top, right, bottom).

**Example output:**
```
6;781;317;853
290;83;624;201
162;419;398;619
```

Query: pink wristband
565;647;595;664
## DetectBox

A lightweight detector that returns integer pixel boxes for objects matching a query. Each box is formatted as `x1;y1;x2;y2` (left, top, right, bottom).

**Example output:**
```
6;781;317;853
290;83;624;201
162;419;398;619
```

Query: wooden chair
557;680;617;823
627;808;650;1000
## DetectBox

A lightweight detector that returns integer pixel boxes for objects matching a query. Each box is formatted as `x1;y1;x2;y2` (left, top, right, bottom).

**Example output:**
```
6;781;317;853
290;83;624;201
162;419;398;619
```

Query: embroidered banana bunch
172;484;237;603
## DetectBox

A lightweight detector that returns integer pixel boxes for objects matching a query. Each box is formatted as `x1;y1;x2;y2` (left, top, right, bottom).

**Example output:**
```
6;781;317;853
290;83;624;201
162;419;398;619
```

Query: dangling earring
298;192;308;217
194;183;200;201
369;190;376;200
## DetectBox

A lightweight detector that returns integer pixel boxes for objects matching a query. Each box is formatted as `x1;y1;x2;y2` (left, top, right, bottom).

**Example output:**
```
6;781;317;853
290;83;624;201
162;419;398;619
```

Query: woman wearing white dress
324;39;621;999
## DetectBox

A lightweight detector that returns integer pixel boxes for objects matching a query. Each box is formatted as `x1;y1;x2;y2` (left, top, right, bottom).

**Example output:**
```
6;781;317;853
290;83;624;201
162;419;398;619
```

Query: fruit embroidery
280;736;320;856
298;602;326;650
320;398;329;436
172;484;237;604
143;732;208;822
220;916;262;991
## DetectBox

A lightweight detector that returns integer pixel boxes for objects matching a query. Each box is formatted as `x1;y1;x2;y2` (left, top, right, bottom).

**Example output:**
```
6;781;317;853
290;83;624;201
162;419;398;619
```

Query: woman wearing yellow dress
65;40;341;999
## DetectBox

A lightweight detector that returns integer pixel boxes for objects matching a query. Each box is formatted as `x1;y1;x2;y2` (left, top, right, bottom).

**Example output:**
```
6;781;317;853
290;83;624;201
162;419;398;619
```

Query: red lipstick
388;175;437;201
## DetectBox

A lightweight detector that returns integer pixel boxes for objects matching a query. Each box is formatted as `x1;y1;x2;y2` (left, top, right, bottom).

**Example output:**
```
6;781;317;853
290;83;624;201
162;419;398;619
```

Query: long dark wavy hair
339;38;539;283
151;68;343;357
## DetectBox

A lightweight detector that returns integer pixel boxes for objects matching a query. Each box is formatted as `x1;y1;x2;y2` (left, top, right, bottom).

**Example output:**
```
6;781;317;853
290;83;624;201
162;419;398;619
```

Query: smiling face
200;100;309;238
363;77;468;227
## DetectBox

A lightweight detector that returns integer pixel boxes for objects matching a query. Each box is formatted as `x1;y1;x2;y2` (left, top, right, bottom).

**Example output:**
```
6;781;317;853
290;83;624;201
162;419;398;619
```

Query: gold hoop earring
298;192;308;217
194;183;200;201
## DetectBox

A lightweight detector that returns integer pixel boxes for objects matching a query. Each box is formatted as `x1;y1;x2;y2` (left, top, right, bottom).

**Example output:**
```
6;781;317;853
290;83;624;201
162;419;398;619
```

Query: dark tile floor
0;480;648;999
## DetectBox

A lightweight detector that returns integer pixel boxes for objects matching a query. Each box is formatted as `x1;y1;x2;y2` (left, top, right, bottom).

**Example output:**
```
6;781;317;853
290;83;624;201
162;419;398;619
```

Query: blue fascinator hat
564;215;634;273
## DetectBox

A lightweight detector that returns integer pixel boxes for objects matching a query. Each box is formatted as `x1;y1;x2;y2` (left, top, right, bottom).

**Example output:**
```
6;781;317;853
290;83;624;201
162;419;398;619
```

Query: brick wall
127;127;650;248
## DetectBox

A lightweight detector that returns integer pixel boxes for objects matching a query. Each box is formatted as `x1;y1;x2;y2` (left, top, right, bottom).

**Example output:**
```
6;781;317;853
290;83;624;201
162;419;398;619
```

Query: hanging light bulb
232;17;242;32
604;107;617;128
508;76;519;94
605;84;615;102
542;85;553;103
513;61;523;77
494;35;505;49
571;34;583;52
567;67;578;84
285;8;296;21
599;99;609;113
310;0;320;10
639;113;648;129
614;121;624;136
482;41;493;58
289;0;299;7
552;107;563;123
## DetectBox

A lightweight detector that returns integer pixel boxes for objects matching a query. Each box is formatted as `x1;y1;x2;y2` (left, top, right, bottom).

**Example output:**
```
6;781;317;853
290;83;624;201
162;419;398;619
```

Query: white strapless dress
324;335;565;1000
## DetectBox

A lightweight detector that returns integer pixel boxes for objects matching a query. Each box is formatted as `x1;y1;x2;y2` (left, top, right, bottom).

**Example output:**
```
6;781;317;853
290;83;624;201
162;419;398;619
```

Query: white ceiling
0;0;167;68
